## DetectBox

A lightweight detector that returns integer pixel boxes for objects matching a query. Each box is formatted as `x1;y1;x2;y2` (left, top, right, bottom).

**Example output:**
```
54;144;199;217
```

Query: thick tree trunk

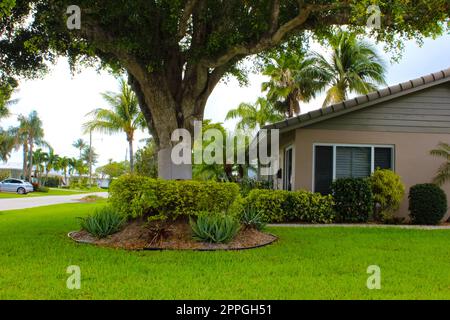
125;58;225;180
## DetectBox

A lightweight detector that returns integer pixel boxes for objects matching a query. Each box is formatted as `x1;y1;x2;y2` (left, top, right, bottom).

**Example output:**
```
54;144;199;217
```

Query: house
0;162;24;179
264;67;450;220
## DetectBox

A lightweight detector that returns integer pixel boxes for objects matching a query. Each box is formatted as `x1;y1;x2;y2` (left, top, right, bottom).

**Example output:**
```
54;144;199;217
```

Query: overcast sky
1;34;449;169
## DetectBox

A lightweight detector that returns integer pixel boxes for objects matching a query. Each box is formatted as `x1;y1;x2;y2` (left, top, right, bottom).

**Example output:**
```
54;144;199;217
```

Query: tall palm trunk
22;143;28;180
128;138;134;173
28;139;33;182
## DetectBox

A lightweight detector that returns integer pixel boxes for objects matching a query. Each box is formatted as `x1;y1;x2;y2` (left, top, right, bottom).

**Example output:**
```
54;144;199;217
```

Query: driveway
0;192;108;211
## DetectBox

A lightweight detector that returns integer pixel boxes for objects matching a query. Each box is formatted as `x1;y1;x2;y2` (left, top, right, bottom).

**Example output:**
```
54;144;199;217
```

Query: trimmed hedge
243;189;335;223
409;183;447;225
109;175;240;220
331;178;373;223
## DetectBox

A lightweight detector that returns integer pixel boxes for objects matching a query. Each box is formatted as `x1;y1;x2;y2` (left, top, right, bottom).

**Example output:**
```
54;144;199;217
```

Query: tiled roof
264;67;450;131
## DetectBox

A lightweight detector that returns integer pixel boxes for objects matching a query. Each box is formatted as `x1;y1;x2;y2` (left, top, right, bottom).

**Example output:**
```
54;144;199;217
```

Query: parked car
0;179;34;194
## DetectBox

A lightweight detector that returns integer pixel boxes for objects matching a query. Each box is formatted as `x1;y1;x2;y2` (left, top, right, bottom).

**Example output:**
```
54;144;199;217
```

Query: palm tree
0;83;18;121
225;97;284;131
83;78;145;173
314;31;387;107
0;128;16;161
68;157;78;178
43;148;59;184
58;156;70;186
430;142;450;186
17;111;45;181
72;139;87;160
32;148;47;183
81;145;98;166
262;52;329;117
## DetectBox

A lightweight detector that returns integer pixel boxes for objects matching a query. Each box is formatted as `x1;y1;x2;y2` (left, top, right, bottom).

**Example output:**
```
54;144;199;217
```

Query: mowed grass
0;187;105;199
0;201;450;300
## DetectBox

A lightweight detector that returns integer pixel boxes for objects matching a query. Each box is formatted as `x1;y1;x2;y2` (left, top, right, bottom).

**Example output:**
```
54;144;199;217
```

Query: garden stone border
68;231;278;251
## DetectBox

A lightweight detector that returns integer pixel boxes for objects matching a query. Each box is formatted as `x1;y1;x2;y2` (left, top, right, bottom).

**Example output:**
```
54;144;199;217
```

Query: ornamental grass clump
190;214;241;244
79;206;125;238
240;205;267;231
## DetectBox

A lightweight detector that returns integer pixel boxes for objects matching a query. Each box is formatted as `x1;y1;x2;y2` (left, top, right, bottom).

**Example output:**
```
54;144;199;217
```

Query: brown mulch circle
68;219;277;251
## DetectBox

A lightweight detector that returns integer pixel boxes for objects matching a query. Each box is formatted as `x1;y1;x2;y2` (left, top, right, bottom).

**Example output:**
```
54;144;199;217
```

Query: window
314;144;394;194
336;147;371;178
374;147;392;170
314;146;333;195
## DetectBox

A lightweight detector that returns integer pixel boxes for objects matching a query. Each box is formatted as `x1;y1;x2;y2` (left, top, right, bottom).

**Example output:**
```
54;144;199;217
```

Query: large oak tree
1;0;449;178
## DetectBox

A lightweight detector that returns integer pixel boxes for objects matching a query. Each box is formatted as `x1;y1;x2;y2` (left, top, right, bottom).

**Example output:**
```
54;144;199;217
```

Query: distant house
0;162;23;179
264;67;450;220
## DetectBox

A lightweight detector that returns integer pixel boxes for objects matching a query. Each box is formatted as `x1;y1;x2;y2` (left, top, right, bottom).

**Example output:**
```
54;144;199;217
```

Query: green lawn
0;187;105;199
0;202;449;300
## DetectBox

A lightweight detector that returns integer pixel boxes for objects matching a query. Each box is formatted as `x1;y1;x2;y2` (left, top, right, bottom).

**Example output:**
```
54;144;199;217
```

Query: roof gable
264;67;450;132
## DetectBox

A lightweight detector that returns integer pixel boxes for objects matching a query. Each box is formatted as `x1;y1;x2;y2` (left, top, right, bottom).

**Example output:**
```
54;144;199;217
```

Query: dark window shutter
314;146;333;195
375;148;393;170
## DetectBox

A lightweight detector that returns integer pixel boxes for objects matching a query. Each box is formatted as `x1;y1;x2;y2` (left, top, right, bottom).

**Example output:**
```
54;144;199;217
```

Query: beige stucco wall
288;128;450;220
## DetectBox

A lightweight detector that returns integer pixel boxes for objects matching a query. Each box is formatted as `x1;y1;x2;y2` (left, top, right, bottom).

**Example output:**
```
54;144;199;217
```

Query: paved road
0;192;108;211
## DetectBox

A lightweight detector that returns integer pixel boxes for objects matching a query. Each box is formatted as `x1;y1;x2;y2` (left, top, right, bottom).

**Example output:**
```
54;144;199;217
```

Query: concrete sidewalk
269;223;450;230
0;192;108;211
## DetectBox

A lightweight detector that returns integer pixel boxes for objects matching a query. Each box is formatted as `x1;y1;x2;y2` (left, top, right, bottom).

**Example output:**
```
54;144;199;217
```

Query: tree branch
268;0;281;34
201;2;349;68
177;0;201;40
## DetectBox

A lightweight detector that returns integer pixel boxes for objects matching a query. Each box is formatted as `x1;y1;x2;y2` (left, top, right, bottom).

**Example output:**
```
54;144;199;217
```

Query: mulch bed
69;219;277;251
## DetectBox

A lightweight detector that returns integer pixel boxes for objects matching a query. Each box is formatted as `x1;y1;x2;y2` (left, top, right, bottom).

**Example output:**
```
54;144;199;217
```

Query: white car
0;179;34;194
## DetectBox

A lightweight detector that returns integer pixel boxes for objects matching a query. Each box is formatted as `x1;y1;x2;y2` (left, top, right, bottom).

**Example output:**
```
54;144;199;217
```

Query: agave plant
79;206;125;238
190;214;241;244
240;205;266;231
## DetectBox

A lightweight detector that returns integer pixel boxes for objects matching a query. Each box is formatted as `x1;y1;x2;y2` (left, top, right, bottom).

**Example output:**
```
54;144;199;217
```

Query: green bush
243;189;335;223
42;176;61;188
369;169;405;222
109;175;240;220
190;214;241;243
79;206;125;238
238;178;273;197
69;177;89;189
0;169;11;181
240;205;267;230
36;186;49;193
331;178;373;223
409;184;447;225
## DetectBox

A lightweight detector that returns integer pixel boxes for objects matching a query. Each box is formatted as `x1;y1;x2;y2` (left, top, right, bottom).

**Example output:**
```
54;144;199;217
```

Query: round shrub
369;169;405;222
409;184;447;225
331;178;373;223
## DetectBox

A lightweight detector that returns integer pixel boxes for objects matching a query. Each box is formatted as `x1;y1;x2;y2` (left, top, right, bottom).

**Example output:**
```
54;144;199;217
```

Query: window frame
312;143;395;192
